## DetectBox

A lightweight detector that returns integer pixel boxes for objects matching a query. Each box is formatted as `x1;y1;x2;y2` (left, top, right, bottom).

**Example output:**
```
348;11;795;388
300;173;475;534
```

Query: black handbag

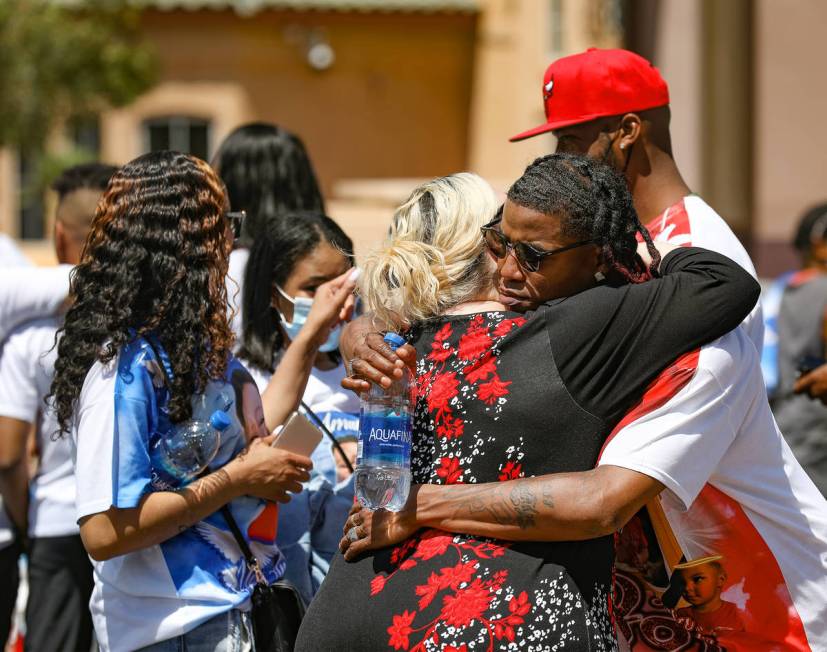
221;505;306;652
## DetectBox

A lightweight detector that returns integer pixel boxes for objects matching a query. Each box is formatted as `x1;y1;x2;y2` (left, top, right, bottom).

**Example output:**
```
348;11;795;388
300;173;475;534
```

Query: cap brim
508;113;608;142
509;121;557;142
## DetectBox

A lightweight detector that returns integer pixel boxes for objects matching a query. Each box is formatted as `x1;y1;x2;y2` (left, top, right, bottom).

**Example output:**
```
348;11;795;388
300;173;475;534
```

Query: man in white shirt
510;47;763;351
598;329;827;649
0;163;115;651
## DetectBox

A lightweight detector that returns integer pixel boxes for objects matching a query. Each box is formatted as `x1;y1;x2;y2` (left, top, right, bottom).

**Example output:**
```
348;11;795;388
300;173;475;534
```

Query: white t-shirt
645;195;764;353
0;318;77;538
599;328;827;650
0;235;31;268
0;265;71;343
72;340;285;652
226;248;249;344
247;357;360;487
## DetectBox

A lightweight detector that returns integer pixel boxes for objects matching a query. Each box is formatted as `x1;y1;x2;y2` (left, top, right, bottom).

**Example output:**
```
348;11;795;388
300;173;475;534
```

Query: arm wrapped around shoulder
659;246;761;336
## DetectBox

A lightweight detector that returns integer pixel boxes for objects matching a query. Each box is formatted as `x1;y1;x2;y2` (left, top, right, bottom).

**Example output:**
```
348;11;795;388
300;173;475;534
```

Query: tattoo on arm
457;480;549;531
509;482;538;529
541;482;555;508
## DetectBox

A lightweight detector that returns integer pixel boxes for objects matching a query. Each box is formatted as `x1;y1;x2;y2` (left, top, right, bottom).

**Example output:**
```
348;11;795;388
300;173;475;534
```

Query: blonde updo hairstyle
361;173;498;327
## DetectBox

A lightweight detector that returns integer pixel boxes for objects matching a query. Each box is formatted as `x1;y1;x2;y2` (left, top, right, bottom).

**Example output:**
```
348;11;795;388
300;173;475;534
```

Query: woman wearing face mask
239;210;360;603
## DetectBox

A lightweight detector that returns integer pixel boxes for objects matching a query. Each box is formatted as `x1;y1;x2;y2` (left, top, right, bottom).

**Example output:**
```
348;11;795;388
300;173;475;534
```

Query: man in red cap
512;47;763;351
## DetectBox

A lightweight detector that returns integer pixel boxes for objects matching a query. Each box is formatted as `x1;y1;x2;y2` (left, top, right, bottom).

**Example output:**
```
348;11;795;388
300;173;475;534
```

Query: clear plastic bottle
150;410;231;490
355;332;413;511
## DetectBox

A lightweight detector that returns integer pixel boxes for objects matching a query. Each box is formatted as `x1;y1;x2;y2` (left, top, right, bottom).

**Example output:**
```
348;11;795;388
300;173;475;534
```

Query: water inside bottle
354;465;405;510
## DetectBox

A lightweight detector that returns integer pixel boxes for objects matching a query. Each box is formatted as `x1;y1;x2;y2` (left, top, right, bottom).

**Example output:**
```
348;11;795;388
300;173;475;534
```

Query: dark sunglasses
226;210;245;240
480;219;600;273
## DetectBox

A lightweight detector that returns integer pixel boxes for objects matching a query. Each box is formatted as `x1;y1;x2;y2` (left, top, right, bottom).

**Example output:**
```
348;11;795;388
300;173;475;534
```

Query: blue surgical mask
275;285;342;353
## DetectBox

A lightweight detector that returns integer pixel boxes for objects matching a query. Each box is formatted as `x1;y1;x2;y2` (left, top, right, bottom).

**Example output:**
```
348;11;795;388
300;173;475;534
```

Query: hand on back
340;323;417;394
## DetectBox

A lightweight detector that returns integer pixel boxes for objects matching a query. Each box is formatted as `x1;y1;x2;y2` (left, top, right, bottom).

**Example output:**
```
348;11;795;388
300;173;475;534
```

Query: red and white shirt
645;195;764;353
600;328;827;651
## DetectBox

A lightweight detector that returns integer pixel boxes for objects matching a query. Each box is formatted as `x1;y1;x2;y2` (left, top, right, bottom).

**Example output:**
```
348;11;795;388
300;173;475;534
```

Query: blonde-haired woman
360;172;502;328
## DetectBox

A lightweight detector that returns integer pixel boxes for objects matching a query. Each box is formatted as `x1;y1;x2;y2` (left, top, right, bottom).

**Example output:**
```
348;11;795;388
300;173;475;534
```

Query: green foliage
0;0;158;149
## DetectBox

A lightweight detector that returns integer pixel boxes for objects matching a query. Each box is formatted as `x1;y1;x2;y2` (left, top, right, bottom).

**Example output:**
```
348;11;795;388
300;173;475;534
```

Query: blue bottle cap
383;332;406;350
210;410;232;432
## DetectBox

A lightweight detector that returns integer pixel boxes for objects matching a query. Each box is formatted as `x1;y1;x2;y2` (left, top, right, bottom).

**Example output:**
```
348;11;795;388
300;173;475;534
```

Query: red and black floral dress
296;248;759;652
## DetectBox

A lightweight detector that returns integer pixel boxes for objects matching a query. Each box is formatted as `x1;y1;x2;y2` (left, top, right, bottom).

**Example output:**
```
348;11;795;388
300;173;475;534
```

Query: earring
594;271;606;282
619;143;626;150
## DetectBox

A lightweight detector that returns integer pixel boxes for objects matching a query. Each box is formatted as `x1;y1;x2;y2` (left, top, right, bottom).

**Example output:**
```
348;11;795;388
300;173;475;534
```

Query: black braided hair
506;153;660;283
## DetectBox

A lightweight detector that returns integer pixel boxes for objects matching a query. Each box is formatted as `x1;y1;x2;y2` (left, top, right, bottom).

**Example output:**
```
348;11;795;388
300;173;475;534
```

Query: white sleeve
0;327;39;423
73;361;118;520
0;265;71;342
598;366;738;510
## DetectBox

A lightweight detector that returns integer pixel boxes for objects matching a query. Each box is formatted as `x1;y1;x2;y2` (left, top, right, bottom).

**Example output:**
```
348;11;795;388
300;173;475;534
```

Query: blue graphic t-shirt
72;337;284;652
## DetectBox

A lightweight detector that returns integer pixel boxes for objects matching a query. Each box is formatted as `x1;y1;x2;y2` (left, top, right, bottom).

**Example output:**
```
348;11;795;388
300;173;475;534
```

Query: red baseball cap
510;48;670;142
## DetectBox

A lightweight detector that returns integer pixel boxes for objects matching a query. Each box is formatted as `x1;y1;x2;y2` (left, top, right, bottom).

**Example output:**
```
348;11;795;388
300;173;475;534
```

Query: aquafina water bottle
150;410;231;490
355;332;413;511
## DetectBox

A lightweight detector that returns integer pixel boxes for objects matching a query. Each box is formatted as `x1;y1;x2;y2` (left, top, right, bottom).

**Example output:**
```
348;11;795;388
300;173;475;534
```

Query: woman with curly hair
49;150;354;652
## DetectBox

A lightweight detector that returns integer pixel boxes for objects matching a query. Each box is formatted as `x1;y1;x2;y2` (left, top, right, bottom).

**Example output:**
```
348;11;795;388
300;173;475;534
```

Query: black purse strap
220;505;268;585
300;400;355;475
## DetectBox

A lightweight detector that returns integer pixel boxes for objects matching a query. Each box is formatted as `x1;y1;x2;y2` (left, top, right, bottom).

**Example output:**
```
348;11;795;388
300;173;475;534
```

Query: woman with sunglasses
48;151;354;652
296;155;759;651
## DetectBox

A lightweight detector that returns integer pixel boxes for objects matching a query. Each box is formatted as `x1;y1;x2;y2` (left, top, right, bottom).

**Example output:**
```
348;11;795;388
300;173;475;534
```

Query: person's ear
618;113;642;151
54;220;69;264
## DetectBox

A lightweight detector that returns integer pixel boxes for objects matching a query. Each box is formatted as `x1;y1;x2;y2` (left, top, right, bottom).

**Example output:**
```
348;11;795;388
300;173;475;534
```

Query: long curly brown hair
50;151;234;434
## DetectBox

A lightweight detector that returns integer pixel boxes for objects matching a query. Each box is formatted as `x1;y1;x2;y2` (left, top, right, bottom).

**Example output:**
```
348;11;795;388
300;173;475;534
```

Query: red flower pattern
498;460;524;481
387;610;416;650
435;414;464;440
492;316;526;337
457;327;493;361
428;341;454;363
426;372;459;418
369;313;548;652
436;456;463;484
440;579;495;627
477;374;512;405
370;574;387;596
413;531;454;560
463;354;497;384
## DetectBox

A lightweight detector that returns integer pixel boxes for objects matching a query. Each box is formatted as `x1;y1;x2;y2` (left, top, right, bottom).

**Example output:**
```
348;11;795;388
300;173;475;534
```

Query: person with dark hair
47;151;355;652
759;203;827;495
0;161;115;650
238;209;360;603
295;153;761;650
211;122;325;341
511;48;763;352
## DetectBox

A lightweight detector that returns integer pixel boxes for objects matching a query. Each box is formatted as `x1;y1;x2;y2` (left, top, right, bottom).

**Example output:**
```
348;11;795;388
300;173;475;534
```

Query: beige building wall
0;1;622;263
648;0;703;193
753;0;827;274
467;0;552;187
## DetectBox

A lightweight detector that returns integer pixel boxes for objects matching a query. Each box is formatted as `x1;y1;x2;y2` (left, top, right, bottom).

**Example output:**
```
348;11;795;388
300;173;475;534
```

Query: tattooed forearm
509;481;538;529
541;482;555;508
457;482;540;530
178;468;232;531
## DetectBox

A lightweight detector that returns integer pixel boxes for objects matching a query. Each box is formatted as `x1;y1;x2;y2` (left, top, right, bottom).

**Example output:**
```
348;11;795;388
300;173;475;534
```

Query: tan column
700;0;753;240
0;148;17;238
467;0;553;189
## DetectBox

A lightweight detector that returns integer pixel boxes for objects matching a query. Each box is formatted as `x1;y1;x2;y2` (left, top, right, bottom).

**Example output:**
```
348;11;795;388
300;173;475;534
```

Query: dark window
69;115;101;156
19;152;44;240
143;116;211;161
